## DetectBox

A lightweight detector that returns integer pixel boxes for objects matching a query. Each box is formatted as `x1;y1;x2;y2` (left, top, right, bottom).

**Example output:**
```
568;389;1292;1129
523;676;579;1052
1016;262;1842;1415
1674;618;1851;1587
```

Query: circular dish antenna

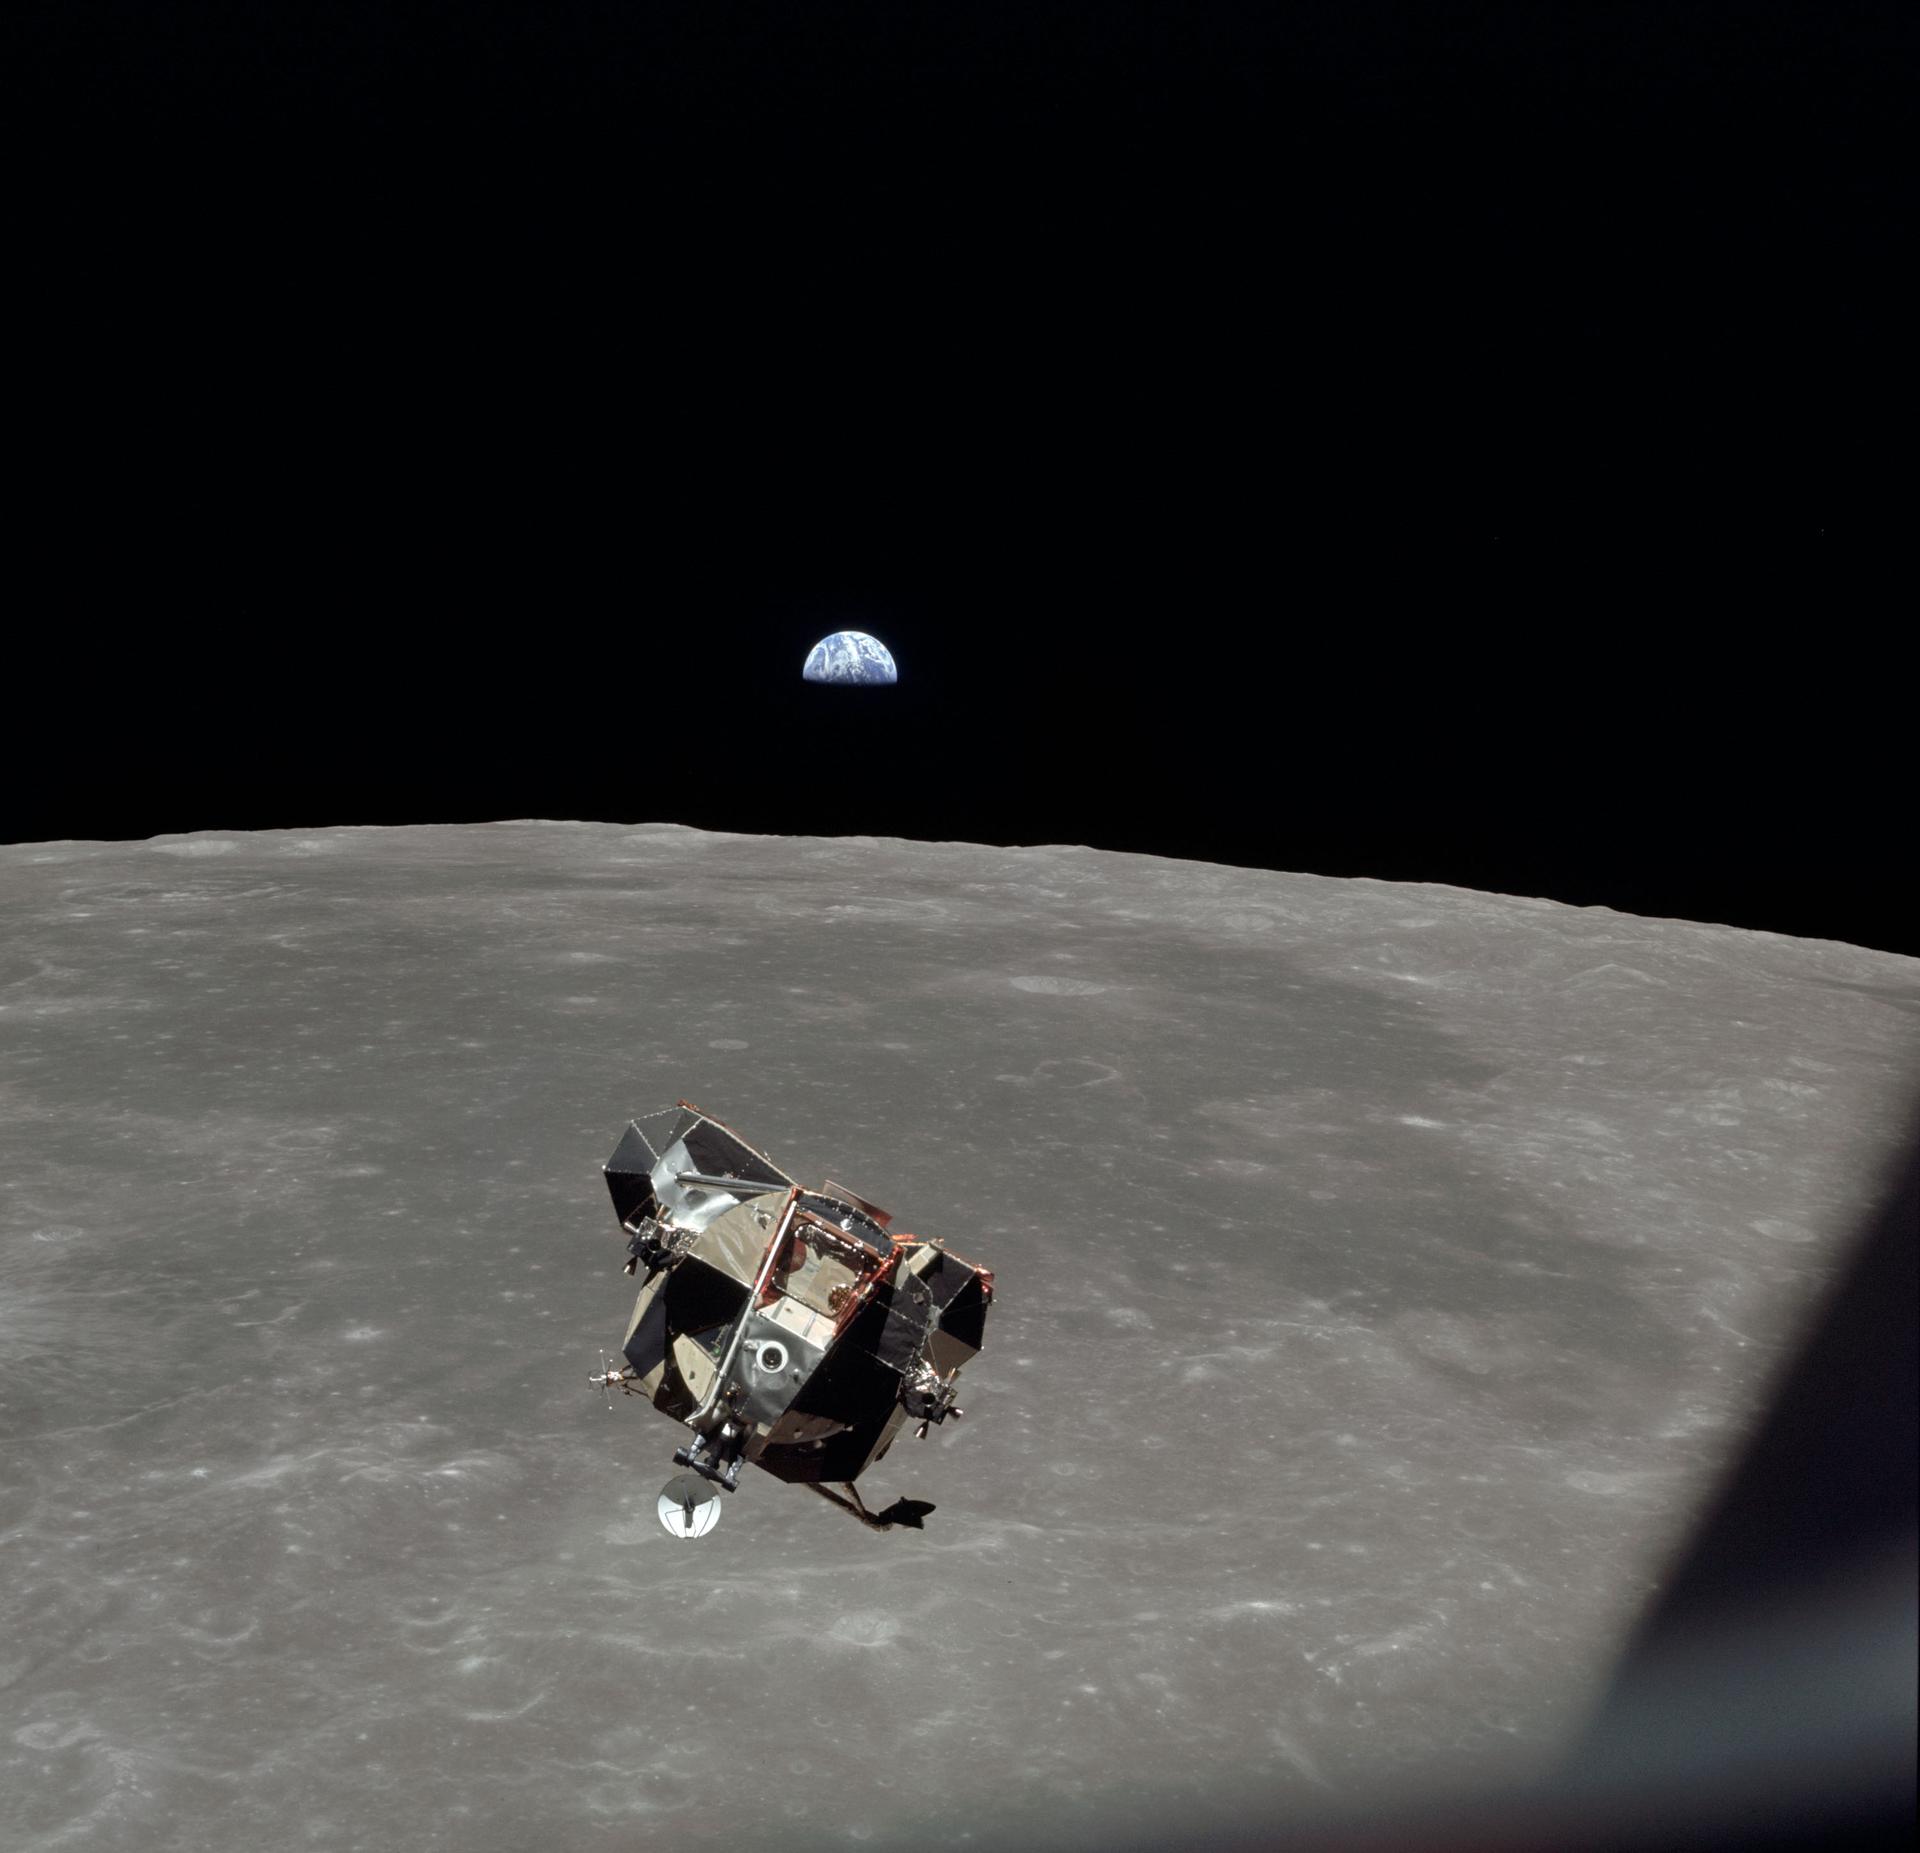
657;1473;723;1539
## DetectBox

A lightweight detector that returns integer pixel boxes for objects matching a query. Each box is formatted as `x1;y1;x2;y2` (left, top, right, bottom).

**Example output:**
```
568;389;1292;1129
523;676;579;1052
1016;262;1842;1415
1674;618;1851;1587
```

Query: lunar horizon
2;822;1915;1850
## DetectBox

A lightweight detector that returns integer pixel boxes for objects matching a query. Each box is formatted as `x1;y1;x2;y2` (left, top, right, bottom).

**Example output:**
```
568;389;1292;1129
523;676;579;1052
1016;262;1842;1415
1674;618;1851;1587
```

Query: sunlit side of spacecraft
591;1101;993;1535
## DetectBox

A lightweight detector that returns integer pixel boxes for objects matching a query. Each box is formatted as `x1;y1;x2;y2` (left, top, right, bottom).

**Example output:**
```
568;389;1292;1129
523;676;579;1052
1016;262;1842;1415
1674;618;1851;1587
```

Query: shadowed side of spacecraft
590;1101;993;1536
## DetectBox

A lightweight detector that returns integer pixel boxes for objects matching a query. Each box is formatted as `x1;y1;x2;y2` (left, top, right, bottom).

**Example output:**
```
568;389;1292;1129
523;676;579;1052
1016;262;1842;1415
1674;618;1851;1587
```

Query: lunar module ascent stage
591;1103;993;1536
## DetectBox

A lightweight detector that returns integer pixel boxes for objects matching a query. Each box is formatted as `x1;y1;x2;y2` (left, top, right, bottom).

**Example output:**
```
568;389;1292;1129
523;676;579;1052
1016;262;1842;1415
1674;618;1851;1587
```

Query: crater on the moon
0;820;1913;1853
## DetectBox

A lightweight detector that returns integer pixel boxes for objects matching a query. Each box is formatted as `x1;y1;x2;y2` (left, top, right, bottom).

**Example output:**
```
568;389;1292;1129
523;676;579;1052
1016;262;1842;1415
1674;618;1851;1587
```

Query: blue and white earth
802;629;898;685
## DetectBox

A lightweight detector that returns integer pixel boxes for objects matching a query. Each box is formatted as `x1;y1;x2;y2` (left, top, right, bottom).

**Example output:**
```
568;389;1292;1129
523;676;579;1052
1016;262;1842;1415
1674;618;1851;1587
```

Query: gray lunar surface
3;822;1917;1852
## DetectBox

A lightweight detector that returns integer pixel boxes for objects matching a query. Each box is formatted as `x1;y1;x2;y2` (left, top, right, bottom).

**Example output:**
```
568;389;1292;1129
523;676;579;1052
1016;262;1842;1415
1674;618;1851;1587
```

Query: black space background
11;3;1912;954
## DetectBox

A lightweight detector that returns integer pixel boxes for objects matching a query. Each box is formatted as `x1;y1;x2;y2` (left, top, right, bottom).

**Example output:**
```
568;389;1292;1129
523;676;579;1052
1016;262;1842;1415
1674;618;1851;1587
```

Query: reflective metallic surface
600;1101;992;1524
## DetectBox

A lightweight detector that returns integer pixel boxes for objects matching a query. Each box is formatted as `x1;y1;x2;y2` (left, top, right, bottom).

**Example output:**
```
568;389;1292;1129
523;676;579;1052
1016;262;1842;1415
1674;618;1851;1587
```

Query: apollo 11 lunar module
590;1102;993;1535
